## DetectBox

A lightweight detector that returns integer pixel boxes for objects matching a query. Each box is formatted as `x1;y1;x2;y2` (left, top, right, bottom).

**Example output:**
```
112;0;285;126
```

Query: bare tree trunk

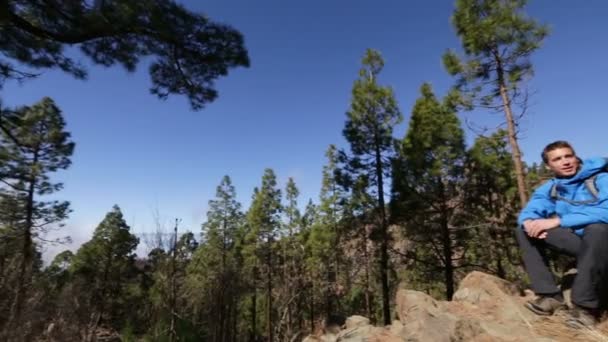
9;150;38;330
437;181;455;301
309;274;315;333
325;267;333;318
266;238;273;342
232;297;238;342
10;225;31;329
250;264;257;342
494;53;528;207
374;144;391;325
441;213;454;300
363;230;373;321
296;267;303;334
169;220;178;342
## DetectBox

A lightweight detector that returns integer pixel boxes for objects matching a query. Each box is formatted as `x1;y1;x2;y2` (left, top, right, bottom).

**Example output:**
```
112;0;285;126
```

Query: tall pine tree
186;175;243;341
71;205;139;338
392;83;466;300
276;177;304;340
342;49;402;325
443;0;549;206
0;97;74;332
244;169;282;341
464;130;522;280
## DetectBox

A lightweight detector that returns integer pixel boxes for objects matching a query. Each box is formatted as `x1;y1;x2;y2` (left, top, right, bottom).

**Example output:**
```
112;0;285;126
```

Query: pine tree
300;199;320;332
71;205;139;338
275;177;303;340
464;130;523;280
342;173;378;320
443;0;549;207
392;83;466;300
0;97;74;331
342;49;402;325
145;227;198;341
284;178;301;237
312;145;347;317
244;169;282;341
186;175;243;341
319;144;346;269
45;250;75;289
0;0;249;110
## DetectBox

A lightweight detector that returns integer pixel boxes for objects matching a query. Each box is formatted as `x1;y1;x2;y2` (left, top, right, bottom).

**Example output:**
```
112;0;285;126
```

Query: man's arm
524;217;561;238
517;181;556;227
560;174;608;227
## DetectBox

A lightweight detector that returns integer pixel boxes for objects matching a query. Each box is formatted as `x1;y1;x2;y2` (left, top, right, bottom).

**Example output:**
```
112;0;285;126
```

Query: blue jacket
518;157;608;235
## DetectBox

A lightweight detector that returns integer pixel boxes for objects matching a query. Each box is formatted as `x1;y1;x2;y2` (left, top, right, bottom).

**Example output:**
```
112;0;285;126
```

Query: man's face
546;147;579;177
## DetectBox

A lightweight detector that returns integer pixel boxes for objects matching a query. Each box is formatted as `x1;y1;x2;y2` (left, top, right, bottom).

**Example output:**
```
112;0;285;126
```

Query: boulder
395;289;458;341
304;271;608;342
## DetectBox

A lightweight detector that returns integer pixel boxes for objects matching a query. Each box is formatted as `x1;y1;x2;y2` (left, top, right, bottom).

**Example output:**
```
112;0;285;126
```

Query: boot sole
524;302;564;316
565;317;596;330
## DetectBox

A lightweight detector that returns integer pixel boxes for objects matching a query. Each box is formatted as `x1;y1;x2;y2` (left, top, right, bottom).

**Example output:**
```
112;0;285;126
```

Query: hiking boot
564;305;598;329
525;295;567;316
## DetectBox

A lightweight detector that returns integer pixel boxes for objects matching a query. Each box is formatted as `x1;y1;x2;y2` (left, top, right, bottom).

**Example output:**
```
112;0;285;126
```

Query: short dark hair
541;140;576;163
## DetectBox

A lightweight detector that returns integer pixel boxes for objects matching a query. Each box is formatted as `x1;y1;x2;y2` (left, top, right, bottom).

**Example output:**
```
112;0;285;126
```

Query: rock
453;271;537;324
345;315;370;329
451;318;489;342
387;320;404;335
337;325;400;342
301;336;319;342
303;271;608;342
453;271;522;304
395;289;458;341
320;333;337;342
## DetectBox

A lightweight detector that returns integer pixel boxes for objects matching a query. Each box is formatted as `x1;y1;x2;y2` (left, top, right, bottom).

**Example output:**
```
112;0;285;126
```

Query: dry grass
532;315;608;342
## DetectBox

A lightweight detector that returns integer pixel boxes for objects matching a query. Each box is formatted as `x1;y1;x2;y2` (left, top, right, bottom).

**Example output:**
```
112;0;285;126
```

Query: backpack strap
584;174;600;199
550;174;600;205
549;182;558;200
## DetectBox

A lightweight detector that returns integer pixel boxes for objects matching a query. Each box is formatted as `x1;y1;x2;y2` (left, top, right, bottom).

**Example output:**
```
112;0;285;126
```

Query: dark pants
515;224;608;309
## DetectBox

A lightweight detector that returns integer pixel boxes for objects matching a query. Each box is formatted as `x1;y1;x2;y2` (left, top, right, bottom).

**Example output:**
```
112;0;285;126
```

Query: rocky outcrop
304;271;608;342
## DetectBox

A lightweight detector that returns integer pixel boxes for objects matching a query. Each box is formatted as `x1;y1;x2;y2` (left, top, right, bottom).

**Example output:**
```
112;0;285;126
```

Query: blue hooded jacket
518;157;608;236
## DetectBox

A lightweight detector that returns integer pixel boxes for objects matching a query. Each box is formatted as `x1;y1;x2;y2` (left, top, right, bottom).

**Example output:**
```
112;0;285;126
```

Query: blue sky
3;0;607;260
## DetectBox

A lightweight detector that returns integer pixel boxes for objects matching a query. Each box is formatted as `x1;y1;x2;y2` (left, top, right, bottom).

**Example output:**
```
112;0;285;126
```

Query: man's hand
523;218;561;239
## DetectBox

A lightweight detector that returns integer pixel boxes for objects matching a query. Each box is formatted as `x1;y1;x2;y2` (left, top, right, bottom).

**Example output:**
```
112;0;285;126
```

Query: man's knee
583;224;608;242
544;228;581;256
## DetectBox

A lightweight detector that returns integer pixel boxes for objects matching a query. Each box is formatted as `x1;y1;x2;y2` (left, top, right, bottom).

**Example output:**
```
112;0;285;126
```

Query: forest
0;0;582;341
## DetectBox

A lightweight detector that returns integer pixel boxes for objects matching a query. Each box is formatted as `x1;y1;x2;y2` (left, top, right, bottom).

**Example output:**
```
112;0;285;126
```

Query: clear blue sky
3;0;607;260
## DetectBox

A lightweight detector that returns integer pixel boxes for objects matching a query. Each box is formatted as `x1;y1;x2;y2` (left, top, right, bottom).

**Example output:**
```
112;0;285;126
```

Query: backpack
549;173;602;205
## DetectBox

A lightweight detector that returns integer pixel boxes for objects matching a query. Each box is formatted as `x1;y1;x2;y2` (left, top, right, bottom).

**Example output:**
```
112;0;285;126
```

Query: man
517;140;608;328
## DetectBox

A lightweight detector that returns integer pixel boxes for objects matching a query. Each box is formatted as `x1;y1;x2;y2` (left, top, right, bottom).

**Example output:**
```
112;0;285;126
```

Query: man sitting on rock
517;140;608;328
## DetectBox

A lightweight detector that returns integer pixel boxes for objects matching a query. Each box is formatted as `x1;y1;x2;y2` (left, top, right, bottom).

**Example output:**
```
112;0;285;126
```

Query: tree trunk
296;270;303;335
10;223;31;328
374;144;391;325
216;287;225;342
363;231;373;321
169;221;178;342
331;182;342;313
309;274;315;333
266;239;273;342
441;214;454;300
325;267;333;318
250;278;257;342
494;53;528;207
438;181;454;300
232;297;238;342
9;150;38;329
